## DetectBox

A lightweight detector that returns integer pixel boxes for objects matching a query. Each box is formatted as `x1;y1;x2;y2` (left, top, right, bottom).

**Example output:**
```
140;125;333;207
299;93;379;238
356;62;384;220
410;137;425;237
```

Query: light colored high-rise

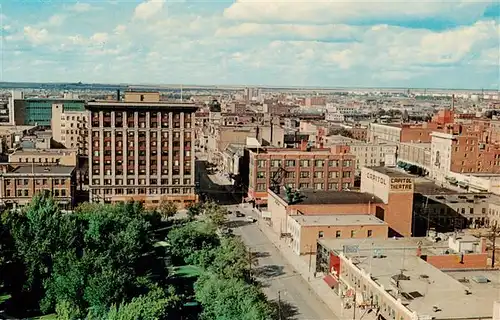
86;91;198;208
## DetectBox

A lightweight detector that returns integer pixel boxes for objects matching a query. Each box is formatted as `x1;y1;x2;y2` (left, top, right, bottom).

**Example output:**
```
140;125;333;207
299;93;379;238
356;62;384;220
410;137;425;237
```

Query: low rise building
8;149;78;166
287;214;387;255
52;103;88;155
398;142;431;170
316;237;494;320
244;144;355;204
0;165;76;209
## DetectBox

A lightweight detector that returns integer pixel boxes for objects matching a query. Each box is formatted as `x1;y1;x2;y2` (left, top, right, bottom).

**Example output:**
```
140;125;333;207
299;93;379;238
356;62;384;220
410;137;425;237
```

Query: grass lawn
0;294;11;304
170;265;202;278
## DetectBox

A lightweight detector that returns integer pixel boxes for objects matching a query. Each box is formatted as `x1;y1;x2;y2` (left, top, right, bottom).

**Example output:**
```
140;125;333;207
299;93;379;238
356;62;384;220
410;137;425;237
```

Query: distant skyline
1;0;499;89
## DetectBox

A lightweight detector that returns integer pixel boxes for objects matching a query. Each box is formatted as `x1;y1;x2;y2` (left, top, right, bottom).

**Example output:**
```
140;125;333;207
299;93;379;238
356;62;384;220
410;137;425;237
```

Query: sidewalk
240;204;376;320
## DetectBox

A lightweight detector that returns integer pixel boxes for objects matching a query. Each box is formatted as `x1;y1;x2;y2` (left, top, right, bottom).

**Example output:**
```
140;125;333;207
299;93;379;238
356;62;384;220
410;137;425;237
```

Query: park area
0;194;275;319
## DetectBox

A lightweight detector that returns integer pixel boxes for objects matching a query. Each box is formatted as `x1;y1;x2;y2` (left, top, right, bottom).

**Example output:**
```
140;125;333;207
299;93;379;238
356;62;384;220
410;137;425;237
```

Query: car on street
235;211;245;217
245;216;257;223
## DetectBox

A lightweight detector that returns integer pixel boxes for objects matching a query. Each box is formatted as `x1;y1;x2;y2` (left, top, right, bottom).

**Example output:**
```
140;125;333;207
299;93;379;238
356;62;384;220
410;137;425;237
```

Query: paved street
196;154;337;319
226;207;338;320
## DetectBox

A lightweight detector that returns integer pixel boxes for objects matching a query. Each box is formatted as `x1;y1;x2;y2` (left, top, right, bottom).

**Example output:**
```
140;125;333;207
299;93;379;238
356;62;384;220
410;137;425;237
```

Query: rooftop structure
276;189;383;206
290;214;386;227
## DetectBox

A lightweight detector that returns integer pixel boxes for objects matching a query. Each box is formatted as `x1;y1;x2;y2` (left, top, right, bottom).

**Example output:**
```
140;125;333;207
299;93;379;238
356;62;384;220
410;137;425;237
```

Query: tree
167;222;219;266
194;274;272;320
186;203;202;220
101;286;181;320
332;128;353;139
159;201;178;221
202;202;228;227
209;237;249;280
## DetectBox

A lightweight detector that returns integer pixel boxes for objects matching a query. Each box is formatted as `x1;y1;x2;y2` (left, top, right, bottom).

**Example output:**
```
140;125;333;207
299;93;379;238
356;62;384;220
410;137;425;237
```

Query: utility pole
278;291;282;320
491;221;498;268
308;244;313;281
353;291;356;320
248;248;253;278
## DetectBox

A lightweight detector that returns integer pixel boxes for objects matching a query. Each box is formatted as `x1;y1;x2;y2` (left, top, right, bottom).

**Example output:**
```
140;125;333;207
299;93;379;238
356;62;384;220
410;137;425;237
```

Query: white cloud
114;25;127;34
23;26;49;45
90;32;108;44
70;2;93;12
223;0;493;25
48;14;66;27
133;0;165;21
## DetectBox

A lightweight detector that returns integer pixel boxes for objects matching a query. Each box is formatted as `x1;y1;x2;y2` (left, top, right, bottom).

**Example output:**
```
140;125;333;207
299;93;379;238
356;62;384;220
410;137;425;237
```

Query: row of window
93;131;192;139
256;171;351;179
257;159;352;168
7;188;68;197
254;182;351;191
92;178;192;185
92;187;193;195
92;169;191;176
8;178;68;186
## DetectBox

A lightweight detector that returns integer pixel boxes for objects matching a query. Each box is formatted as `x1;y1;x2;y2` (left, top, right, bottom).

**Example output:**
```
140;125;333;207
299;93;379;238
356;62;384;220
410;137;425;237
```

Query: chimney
117;89;121;102
300;139;308;151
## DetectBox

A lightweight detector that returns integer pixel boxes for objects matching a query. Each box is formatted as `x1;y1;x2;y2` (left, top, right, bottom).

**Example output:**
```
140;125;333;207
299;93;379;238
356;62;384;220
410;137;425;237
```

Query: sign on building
390;178;413;192
343;245;359;254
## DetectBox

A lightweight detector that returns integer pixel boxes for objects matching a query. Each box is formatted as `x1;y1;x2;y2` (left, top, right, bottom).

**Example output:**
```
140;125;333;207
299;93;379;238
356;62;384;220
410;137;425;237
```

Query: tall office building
86;91;198;208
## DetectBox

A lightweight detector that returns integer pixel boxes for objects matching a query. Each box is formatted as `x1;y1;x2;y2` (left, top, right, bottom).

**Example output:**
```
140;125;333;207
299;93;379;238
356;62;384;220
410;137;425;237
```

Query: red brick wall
425;253;488;269
386;193;413;237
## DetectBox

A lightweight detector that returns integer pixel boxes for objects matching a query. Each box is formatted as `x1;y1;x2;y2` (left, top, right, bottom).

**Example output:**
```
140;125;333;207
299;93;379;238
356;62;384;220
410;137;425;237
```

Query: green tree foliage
186;203;202;220
209;237;249;280
159;200;178;221
195;274;272;320
2;195;173;319
167;221;219;266
94;285;181;320
202;201;228;227
332;128;353;139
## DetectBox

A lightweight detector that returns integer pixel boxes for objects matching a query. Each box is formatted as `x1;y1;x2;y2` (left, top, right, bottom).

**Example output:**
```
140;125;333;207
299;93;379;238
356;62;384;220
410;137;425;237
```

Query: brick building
0;165;76;209
287;214;387;255
360;167;415;237
244;144;355;204
86;91;198;208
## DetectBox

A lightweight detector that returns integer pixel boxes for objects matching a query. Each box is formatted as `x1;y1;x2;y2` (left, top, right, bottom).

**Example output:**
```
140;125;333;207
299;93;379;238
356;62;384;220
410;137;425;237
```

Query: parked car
235;211;245;217
246;216;257;223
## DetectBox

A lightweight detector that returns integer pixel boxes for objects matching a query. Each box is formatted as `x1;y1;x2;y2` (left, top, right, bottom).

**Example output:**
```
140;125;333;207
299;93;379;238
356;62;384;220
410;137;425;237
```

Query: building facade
245;145;356;203
0;165;76;209
52;103;89;155
14;98;85;127
86;91;198;208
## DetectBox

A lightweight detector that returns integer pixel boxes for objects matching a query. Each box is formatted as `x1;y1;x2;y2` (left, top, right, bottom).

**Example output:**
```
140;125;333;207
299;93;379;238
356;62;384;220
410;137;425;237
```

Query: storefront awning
323;274;338;288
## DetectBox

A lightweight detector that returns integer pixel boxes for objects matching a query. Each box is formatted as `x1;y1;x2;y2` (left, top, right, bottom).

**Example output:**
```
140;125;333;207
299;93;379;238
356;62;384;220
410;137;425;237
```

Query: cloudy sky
1;0;499;88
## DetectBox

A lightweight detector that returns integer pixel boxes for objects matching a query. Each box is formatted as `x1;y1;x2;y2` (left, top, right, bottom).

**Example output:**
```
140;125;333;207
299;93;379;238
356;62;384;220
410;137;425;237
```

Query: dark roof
85;101;198;112
414;181;466;195
276;189;383;205
5;165;75;176
366;166;414;178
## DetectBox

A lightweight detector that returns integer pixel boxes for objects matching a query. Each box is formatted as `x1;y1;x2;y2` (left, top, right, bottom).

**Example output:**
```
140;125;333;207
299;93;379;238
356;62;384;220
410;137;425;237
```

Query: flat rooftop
349;249;497;319
290;214;386;227
86;101;198;111
274;189;384;205
4;165;75;175
366;166;414;178
414;181;471;195
248;147;332;155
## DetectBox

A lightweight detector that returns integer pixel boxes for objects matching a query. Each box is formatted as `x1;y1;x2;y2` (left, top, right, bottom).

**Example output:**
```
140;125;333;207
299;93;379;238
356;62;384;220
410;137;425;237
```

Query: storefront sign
366;172;387;185
390;178;413;191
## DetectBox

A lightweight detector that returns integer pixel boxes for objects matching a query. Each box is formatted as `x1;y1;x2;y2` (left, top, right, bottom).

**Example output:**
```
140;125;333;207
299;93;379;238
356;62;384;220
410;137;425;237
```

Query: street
227;207;338;320
195;154;337;320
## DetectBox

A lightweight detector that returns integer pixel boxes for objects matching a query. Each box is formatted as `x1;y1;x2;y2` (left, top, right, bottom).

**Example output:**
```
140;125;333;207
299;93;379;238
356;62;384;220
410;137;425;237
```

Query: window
300;160;309;167
329;160;338;167
271;160;281;167
367;230;373;238
256;183;266;191
314;171;323;179
314;183;324;190
328;183;338;190
257;171;265;179
318;231;324;238
285;172;295;179
470;208;474;214
343;160;352;167
336;231;341;238
257;160;266;168
300;171;309;178
299;183;309;189
342;171;351;178
285;160;296;167
315;160;324;167
350;230;356;238
328;171;338;179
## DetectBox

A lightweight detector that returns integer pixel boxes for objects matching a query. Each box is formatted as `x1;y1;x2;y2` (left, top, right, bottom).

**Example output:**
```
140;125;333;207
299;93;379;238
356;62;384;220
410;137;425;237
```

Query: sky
0;0;499;89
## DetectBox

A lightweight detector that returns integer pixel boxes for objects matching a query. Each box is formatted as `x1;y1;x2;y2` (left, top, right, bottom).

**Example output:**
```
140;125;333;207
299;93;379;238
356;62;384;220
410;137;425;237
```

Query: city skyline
1;0;499;89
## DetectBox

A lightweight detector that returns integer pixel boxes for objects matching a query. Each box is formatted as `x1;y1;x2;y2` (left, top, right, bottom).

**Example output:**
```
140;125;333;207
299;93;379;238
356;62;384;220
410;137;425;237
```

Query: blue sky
0;0;499;89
